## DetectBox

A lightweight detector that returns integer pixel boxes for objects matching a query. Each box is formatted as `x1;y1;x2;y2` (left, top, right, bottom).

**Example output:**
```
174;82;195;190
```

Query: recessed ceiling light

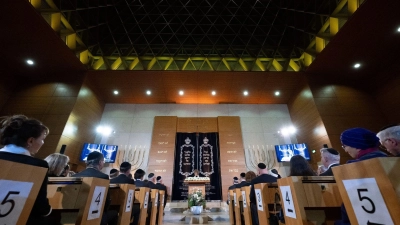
353;63;361;68
275;91;280;96
26;59;34;65
243;91;248;96
146;90;151;95
113;90;119;95
179;90;184;95
397;27;400;32
211;91;216;96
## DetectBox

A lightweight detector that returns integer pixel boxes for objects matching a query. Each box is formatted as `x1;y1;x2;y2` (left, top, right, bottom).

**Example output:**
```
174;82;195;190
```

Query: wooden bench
157;190;165;225
241;186;252;225
234;187;242;225
149;189;159;225
277;176;342;225
47;177;110;225
134;187;150;225
109;183;135;225
228;189;235;225
0;160;47;225
332;157;400;224
253;183;280;225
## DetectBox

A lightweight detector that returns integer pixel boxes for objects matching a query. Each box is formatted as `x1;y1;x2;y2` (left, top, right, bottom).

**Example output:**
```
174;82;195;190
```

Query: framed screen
80;143;119;163
274;143;310;162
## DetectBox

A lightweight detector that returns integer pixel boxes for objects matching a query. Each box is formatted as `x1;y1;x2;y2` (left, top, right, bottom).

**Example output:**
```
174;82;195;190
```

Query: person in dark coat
134;169;148;187
335;128;388;225
226;176;239;205
319;148;340;176
155;176;168;208
0;115;58;225
110;162;138;225
109;168;119;179
73;151;118;225
147;173;159;189
250;163;278;225
235;172;247;188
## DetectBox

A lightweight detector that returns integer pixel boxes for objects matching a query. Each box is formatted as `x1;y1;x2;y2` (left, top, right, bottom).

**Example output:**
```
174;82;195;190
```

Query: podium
184;177;210;196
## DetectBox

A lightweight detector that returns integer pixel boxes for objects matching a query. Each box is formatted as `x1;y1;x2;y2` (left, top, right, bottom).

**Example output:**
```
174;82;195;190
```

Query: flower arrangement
188;189;206;207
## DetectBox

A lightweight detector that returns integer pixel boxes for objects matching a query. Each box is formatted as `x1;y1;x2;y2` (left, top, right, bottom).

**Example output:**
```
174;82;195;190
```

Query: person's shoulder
0;152;48;168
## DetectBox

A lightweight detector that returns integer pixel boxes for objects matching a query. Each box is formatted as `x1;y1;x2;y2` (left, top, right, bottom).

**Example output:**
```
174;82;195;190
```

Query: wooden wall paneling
148;116;177;197
217;116;242;131
375;75;400;123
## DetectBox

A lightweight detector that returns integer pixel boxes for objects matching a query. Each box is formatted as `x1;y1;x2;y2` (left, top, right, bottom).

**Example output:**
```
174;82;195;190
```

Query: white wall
96;104;296;177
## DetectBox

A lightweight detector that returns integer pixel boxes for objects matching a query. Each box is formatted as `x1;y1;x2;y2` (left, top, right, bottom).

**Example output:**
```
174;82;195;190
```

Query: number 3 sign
0;180;33;225
343;178;394;225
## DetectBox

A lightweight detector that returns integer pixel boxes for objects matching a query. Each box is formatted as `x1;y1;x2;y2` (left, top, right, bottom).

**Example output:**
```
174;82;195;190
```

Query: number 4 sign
343;178;394;225
0;180;33;225
87;186;106;220
279;185;296;219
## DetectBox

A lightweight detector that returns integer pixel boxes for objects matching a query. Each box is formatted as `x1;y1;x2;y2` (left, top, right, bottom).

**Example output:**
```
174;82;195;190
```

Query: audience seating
253;183;280;225
233;188;242;225
157;190;165;225
228;189;235;225
277;176;341;225
240;186;252;225
134;187;150;225
47;177;110;225
149;189;159;225
332;157;400;224
109;183;136;225
0;160;47;225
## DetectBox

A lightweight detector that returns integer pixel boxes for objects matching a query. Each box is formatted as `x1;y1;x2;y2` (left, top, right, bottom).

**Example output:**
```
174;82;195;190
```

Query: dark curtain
172;132;222;201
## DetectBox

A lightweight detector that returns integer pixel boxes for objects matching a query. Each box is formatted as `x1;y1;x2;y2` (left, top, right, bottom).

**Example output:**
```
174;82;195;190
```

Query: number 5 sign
343;178;394;225
0;180;33;225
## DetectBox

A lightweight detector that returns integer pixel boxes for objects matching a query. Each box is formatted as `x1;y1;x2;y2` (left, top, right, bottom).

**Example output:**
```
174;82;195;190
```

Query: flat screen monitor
80;143;118;163
274;143;310;162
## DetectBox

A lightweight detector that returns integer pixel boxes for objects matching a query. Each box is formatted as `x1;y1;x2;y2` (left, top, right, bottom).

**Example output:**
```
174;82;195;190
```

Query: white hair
377;125;400;142
320;148;340;163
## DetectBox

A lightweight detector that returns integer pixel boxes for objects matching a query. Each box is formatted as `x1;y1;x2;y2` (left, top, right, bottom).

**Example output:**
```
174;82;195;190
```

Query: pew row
233;188;242;225
332;157;400;224
134;187;150;225
109;183;135;225
229;189;235;225
277;176;342;225
253;183;280;225
0;160;47;225
47;177;109;225
241;186;252;225
157;190;165;225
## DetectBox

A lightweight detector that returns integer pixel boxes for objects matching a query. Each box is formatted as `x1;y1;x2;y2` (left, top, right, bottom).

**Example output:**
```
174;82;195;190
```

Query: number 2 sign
0;180;33;225
343;178;394;225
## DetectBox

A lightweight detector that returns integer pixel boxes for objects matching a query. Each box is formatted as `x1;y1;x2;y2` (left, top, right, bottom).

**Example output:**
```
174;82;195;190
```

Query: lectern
184;177;210;196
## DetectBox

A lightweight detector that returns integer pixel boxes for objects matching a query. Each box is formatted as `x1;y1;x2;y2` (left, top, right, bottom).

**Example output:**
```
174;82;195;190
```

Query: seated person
289;155;316;176
73;152;118;225
192;169;201;177
269;168;282;178
134;169;148;187
377;124;400;156
235;172;247;188
226;176;239;204
335;127;387;225
44;153;70;177
319;148;340;176
155;176;168;208
0;115;57;225
109;168;119;179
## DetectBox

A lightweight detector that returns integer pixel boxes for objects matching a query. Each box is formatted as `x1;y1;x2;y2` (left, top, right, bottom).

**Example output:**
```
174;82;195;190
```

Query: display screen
274;143;310;162
80;143;118;163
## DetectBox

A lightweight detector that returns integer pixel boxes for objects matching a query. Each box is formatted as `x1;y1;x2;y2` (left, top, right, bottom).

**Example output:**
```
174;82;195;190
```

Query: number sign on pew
241;191;247;208
144;191;149;208
279;185;296;219
254;189;263;211
0;180;33;225
126;189;134;212
343;178;394;225
233;192;237;207
88;186;106;220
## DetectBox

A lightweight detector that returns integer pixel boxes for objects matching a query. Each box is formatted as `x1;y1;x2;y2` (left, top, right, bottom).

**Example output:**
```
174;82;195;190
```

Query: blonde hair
44;153;70;176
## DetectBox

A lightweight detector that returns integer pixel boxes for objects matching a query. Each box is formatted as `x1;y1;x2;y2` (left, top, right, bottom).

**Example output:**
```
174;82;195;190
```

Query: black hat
270;169;279;175
110;168;119;174
240;172;246;178
87;151;103;161
156;176;162;181
258;163;266;169
148;173;155;179
326;148;339;155
233;176;238;180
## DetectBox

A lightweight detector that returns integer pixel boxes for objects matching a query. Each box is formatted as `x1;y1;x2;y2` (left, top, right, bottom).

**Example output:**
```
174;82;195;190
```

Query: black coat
228;184;237;190
110;174;135;185
0;152;52;224
249;174;277;204
235;181;251;189
155;183;168;206
134;180;149;188
72;168;109;180
319;163;340;176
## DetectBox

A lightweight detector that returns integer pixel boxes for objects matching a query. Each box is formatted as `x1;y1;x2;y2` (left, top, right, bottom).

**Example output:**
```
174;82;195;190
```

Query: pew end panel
135;187;150;225
332;157;400;225
228;189;235;225
234;188;242;225
150;189;159;225
158;190;165;225
0;160;47;225
241;186;252;225
254;183;279;225
109;183;135;225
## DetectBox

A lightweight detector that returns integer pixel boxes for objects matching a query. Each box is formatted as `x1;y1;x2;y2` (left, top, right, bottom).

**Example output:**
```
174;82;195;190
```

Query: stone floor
161;201;231;225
